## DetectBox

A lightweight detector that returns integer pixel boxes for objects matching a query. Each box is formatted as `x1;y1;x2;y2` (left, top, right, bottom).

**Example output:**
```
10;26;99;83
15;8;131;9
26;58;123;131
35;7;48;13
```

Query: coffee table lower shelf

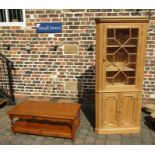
12;119;79;140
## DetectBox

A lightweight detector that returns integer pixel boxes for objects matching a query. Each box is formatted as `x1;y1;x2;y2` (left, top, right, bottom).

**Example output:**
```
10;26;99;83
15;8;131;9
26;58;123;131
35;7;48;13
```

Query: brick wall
0;9;155;104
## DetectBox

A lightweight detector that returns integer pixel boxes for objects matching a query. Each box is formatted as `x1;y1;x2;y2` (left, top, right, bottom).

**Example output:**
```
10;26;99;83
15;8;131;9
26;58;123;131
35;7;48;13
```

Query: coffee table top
8;100;81;120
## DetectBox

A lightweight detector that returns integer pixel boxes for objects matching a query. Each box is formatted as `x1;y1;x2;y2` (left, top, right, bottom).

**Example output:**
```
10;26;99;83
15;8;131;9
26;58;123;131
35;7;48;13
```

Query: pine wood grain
95;18;148;134
8;100;81;141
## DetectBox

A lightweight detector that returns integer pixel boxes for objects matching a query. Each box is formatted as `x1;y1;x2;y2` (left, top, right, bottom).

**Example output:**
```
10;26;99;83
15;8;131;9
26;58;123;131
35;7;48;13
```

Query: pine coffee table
7;100;81;141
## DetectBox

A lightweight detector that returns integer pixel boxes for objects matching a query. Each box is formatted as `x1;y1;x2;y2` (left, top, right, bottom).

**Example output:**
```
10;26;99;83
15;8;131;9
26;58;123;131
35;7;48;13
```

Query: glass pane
128;78;135;85
107;54;114;62
8;9;23;22
115;48;128;68
124;47;137;53
123;71;135;77
107;39;119;46
106;71;118;78
0;9;6;22
115;29;129;44
114;72;126;85
106;78;113;86
107;29;114;38
126;63;136;70
107;47;119;54
129;54;136;62
131;29;138;38
125;39;138;46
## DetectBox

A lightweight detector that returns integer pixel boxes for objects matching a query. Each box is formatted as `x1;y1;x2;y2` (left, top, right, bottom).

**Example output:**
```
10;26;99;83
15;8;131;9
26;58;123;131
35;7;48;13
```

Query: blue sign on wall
36;22;62;33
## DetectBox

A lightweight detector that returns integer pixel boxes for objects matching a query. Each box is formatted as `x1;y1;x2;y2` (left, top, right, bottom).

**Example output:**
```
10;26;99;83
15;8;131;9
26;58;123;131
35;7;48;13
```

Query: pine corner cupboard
95;18;149;134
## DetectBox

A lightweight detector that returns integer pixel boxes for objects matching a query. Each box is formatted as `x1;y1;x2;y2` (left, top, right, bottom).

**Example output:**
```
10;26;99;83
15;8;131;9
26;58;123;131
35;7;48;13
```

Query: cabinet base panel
96;127;140;134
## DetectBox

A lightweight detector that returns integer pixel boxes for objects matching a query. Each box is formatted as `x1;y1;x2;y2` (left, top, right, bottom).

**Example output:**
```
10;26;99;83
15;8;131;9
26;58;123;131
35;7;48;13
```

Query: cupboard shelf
106;66;135;71
107;45;137;48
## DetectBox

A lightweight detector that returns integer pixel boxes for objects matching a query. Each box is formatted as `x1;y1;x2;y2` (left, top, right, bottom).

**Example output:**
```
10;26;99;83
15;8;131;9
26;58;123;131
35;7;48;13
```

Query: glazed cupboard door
100;23;144;91
118;93;140;128
102;93;119;128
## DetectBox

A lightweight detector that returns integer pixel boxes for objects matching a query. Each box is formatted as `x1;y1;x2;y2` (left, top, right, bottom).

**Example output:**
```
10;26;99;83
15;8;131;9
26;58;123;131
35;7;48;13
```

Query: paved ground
0;101;155;145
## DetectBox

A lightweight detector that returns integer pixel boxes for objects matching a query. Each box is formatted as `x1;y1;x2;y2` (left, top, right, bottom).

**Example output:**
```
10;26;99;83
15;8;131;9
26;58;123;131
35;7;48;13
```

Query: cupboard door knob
103;59;106;62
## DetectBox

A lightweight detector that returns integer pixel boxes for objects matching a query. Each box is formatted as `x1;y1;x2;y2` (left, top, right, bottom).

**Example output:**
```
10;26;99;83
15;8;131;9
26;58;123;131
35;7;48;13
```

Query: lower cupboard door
102;94;119;128
119;93;139;127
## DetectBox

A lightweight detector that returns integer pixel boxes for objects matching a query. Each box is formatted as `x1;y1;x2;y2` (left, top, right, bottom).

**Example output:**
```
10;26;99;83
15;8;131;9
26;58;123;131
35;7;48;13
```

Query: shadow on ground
0;102;6;109
144;115;155;131
77;65;96;130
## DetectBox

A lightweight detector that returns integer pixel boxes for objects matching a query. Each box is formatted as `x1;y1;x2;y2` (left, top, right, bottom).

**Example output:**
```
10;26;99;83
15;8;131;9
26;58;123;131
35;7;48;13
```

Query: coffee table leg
77;111;80;126
71;111;81;142
71;119;76;142
9;116;14;132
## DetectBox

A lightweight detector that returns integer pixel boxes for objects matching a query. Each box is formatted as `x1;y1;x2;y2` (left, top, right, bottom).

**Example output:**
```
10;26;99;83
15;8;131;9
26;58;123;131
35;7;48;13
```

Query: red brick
0;9;154;103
